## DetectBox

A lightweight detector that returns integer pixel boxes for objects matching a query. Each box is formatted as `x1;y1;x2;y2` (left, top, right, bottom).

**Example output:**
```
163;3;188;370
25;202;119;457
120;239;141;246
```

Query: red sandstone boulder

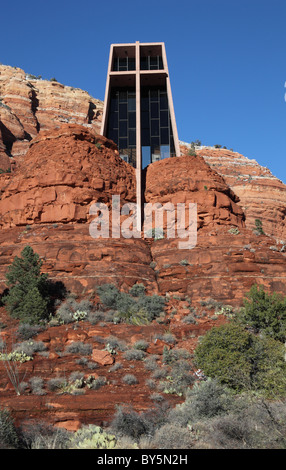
92;349;114;366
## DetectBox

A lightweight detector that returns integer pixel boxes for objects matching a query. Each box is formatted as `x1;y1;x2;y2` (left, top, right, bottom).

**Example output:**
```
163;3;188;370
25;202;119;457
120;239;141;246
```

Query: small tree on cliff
2;245;50;324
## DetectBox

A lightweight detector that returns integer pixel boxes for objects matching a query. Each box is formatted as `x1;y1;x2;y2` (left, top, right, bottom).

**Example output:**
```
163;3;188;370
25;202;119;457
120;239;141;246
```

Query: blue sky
1;0;286;182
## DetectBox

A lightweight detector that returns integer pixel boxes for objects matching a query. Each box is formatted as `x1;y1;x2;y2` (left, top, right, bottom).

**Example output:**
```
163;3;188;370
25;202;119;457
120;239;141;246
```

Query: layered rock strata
189;146;286;243
0;65;103;171
0;125;285;306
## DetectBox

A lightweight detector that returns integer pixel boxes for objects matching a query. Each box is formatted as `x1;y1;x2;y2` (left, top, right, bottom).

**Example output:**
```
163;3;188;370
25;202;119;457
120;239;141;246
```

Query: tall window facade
106;88;136;167
141;86;175;169
101;42;180;171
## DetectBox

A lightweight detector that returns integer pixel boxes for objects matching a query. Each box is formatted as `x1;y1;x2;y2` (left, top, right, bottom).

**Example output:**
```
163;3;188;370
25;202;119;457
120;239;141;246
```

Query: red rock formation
0;125;285;434
145;153;286;305
0;124;135;228
0;126;285;306
187;146;286;243
0;65;103;170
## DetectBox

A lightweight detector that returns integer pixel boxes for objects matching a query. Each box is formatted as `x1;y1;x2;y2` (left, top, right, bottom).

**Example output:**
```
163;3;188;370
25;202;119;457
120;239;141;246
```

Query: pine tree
3;245;49;324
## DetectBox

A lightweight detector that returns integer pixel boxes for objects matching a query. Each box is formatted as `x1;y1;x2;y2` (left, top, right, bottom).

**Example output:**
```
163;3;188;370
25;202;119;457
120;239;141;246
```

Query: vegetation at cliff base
194;285;286;398
2;246;50;324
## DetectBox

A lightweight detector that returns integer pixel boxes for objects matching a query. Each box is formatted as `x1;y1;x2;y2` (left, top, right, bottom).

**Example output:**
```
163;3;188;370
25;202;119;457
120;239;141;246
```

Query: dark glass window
160;110;168;127
140;86;175;168
140;55;163;70
151;119;159;136
128;111;136;128
141;128;150;146
128;94;136;111
140;57;148;70
160;92;168;110
141;111;149;129
119;103;127;120
151;102;159;119
119;120;128;137
160;127;169;145
119;91;127;102
106;87;137;167
113;57;136;71
119;137;128;149
129;129;136;146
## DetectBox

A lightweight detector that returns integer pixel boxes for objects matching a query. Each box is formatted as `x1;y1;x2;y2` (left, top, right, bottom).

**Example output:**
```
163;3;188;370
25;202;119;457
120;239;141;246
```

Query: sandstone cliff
0;124;285;306
0;64;103;171
191;147;286;244
0;66;286;432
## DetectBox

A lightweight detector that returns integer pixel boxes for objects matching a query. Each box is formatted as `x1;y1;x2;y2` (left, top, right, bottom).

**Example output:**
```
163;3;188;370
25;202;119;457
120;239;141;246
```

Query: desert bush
123;349;146;361
132;340;149;351
19;422;69;449
150;393;164;402
96;284;165;324
146;379;156;389
206;414;252;449
29;377;46;395
65;342;92;356
47;377;68;392
129;283;146;297
104;336;127;352
88;376;106;390
160;367;194;396
0;408;19;448
254;219;265;235
122;374;138;385
87;311;105;324
110;406;150;441
109;362;122;372
151;367;169;380
69;371;85;383
168;379;233;427
182;314;197;324
156;332;177;345
16;323;44;340
238;284;286;343
13;340;47;357
56;298;91;324
162;347;191;365
152;423;192;449
194;322;286;396
144;355;159;371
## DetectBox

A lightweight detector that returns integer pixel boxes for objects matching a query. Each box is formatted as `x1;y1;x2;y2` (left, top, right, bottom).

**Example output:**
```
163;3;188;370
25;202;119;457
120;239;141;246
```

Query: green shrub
188;146;196;156
96;284;165;324
169;379;233;426
2;246;50;324
254;219;264;235
194;322;286;396
110;406;150;441
129;283;146;297
238;284;286;343
56;298;91;324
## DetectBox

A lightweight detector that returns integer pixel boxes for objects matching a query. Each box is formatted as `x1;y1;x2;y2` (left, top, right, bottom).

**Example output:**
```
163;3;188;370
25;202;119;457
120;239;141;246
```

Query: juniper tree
2;245;49;324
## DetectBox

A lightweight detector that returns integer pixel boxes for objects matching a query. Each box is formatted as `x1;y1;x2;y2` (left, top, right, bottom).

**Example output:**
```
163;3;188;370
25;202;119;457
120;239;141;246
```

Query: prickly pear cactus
69;424;117;449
